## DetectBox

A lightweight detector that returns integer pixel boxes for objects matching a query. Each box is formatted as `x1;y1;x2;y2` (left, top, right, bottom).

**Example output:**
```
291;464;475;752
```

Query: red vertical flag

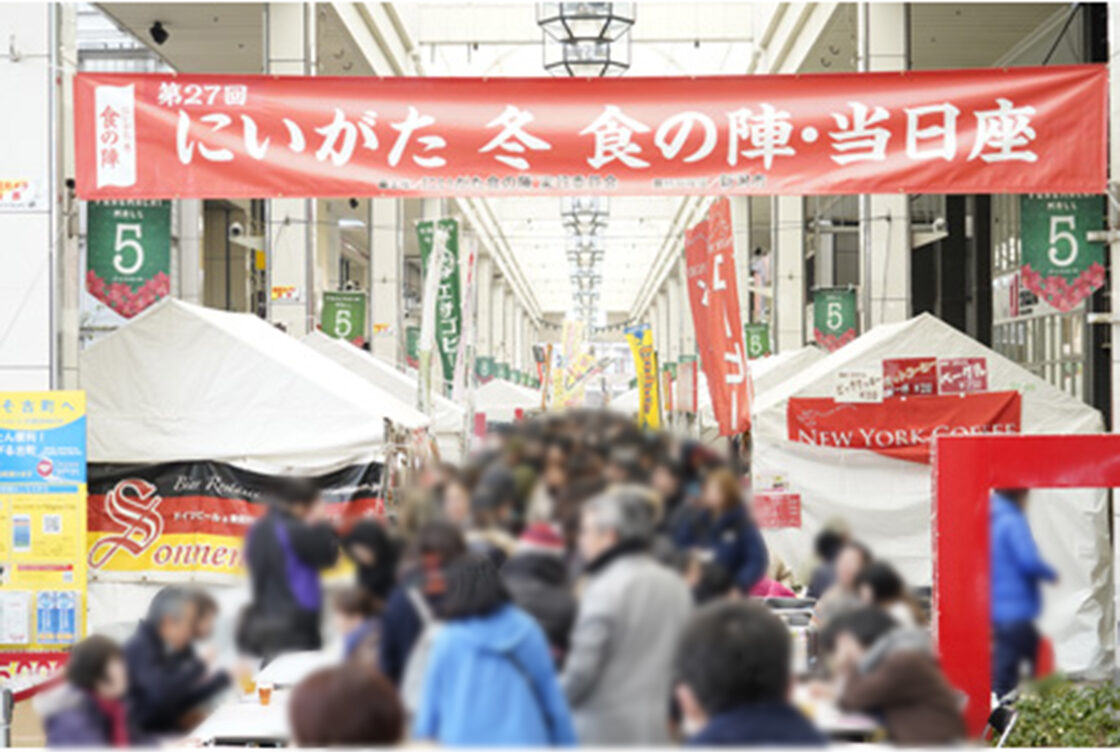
684;199;751;436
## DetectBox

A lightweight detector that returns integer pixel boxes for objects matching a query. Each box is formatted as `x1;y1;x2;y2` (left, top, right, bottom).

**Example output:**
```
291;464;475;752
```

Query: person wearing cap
501;522;577;665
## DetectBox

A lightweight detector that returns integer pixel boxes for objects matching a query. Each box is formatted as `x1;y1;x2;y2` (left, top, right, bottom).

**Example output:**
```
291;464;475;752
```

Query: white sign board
834;368;883;403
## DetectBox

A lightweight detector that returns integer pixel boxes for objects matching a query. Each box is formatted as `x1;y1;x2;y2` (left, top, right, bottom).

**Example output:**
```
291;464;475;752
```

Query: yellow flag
624;324;661;430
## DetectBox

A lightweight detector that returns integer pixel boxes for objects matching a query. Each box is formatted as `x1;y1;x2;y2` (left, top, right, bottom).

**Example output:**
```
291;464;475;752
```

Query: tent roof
302;332;464;435
754;313;1101;433
80;299;429;470
475;378;540;411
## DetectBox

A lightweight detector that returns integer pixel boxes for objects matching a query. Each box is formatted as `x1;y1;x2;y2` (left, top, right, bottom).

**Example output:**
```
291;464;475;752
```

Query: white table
191;691;290;746
254;648;339;689
793;683;881;741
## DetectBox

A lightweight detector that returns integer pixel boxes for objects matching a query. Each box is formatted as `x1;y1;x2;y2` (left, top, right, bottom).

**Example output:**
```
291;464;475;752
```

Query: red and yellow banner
75;66;1105;199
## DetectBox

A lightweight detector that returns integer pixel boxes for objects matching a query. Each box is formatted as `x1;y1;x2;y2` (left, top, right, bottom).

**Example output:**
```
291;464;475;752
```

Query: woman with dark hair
413;554;576;746
343;519;399;601
857;560;926;627
672;468;769;596
378;520;466;685
289;664;404;746
37;635;132;747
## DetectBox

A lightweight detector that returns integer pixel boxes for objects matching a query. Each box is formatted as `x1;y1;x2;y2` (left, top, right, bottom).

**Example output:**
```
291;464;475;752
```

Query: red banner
883;357;938;398
74;66;1105;199
753;492;802;529
685;199;750;436
787;391;1021;463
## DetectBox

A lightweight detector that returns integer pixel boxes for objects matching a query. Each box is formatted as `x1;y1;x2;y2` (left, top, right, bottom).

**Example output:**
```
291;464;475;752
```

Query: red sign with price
938;357;989;394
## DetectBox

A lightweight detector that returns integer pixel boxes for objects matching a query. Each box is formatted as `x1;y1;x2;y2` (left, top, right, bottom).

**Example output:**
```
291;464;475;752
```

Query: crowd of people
36;409;1061;747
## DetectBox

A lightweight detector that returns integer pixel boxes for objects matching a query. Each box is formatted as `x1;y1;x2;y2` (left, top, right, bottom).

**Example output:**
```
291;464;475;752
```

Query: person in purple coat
38;635;133;747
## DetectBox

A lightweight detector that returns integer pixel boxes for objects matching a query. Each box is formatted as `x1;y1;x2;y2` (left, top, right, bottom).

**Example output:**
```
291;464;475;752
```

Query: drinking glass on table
238;672;256;698
258;681;274;706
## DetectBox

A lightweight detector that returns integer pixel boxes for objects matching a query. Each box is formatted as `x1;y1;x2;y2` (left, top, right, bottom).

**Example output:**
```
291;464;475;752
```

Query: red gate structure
933;433;1120;735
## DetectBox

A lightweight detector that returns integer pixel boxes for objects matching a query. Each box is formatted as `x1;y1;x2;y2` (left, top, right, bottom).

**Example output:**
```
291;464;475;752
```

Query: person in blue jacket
413;553;577;746
671;467;769;597
990;488;1057;699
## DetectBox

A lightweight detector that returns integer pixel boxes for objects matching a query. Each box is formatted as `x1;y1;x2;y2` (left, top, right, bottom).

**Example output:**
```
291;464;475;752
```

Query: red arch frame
933;433;1120;735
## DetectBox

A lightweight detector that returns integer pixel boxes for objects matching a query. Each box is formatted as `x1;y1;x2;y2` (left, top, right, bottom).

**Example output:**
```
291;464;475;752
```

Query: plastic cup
258;682;273;706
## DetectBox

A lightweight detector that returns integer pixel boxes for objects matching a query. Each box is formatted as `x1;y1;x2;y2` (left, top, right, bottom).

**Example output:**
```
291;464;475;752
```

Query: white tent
609;386;640;414
81;299;429;472
302;331;466;463
753;313;1112;677
475;379;541;423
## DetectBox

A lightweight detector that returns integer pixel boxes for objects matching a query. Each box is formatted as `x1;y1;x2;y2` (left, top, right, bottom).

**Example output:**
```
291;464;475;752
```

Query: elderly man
124;586;230;735
561;486;692;744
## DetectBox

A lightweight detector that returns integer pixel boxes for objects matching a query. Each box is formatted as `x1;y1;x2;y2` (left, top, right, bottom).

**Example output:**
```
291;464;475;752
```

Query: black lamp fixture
149;21;169;46
538;2;634;77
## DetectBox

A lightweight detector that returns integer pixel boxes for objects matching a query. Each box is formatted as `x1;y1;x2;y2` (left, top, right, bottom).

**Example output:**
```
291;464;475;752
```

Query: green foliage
996;676;1120;747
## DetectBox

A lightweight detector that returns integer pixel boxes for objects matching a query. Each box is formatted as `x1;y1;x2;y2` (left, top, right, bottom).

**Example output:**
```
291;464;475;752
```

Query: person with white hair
561;486;693;744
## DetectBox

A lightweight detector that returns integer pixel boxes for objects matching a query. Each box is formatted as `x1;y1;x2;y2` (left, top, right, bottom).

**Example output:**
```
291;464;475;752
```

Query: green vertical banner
417;218;462;382
475;356;495;383
86;200;171;318
743;323;772;359
405;326;420;368
513;371;523;386
813;288;857;352
320;291;368;346
496;362;511;381
1020;194;1105;312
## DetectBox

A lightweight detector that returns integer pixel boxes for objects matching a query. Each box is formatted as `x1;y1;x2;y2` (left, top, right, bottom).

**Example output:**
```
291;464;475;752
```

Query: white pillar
0;5;60;388
658;289;670;361
513;305;524;372
730;196;753;327
666;271;682;363
475;254;493;358
370;198;401;363
774;196;805;351
491;277;505;365
502;285;515;369
177;200;204;305
1108;10;1120;431
266;3;316;335
861;2;910;327
678;258;697;358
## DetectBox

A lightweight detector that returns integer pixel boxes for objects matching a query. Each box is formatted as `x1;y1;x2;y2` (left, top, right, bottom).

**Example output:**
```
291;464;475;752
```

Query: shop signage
813;288;857;351
624;323;661;430
883;357;937;398
753;492;802;529
938;357;989;394
405;326;420;368
496;362;510;381
0;391;88;654
86;200;171;319
787;391;1021;464
75;66;1106;200
744;323;772;359
417;218;462;382
87;460;382;582
320;291;367;346
685;198;750;436
0;179;41;210
834;368;883;403
1020;194;1105;312
475;355;496;383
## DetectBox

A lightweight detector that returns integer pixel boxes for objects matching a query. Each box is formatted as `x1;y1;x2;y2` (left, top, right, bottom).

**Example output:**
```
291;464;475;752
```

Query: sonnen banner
75;66;1106;199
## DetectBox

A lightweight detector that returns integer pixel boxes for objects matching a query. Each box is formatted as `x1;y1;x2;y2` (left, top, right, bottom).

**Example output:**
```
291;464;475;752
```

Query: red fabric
74;66;1106;200
91;695;130;748
685;199;751;436
748;577;796;598
518;522;565;551
1035;637;1055;678
787;391;1022;463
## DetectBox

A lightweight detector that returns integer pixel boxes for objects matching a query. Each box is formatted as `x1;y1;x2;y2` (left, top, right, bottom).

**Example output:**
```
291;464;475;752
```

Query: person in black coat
239;478;340;660
343;519;400;601
500;522;577;664
123;587;230;735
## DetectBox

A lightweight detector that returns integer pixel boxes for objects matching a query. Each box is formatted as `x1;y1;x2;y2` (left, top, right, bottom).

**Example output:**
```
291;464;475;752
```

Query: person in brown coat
823;606;965;745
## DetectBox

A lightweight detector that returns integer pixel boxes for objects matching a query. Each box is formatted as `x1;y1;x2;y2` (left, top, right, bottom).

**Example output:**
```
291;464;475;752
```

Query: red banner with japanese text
787;391;1021;464
685;199;751;436
75;66;1106;199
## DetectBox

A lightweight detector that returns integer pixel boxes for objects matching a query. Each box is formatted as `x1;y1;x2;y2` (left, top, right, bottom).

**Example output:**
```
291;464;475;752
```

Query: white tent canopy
80;299;429;472
475;379;540;423
753;313;1111;677
302;331;466;462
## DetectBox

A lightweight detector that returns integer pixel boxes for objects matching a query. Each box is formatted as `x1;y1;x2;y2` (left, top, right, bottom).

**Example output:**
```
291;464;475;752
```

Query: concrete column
491;277;505;365
861;3;910;328
729;196;752;327
666;271;683;363
502;286;515;369
57;3;79;389
512;305;524;372
177;201;204;305
369;198;401;363
266;3;316;335
677;258;697;358
1108;10;1120;432
658;290;671;361
0;5;60;388
774;196;805;351
475;254;493;358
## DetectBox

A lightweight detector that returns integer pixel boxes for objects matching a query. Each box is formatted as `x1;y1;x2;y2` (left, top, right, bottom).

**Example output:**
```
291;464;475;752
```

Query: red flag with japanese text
685;199;751;436
74;66;1106;200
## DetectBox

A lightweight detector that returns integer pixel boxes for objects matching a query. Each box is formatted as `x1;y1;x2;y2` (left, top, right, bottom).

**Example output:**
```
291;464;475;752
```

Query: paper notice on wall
0;591;32;645
834;368;883;403
753;492;802;528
